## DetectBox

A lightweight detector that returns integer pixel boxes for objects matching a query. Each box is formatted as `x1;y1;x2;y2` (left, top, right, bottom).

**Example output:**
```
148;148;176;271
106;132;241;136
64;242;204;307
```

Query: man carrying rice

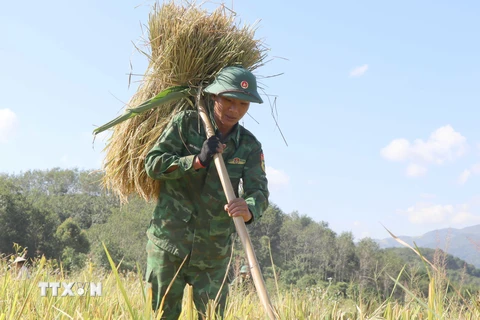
144;65;269;319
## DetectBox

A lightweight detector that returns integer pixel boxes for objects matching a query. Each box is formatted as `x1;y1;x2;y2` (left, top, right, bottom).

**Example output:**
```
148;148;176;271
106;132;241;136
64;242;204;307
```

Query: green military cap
204;65;263;104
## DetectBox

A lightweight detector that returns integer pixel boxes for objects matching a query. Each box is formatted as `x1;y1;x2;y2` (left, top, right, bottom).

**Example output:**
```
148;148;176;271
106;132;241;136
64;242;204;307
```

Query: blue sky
2;1;480;240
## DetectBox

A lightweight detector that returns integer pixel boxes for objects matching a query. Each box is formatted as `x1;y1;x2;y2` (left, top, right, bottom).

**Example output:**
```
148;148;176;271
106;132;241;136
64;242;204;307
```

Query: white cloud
398;202;480;226
382;125;467;164
381;125;467;177
458;163;480;185
471;163;480;174
0;108;18;143
266;166;289;190
451;211;480;224
349;64;369;77
380;138;410;162
458;169;471;185
412;125;467;164
402;203;453;224
406;163;427;177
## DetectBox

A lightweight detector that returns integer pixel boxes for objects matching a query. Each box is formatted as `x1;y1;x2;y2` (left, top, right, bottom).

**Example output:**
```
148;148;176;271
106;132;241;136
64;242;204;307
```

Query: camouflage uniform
145;108;269;319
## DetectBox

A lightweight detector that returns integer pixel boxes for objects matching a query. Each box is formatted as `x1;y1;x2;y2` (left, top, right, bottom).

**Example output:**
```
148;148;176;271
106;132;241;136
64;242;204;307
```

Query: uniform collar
223;123;241;148
213;121;241;148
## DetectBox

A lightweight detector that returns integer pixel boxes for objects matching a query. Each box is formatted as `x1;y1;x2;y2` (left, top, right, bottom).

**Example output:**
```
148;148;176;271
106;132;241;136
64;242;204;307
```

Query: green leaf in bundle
93;85;190;135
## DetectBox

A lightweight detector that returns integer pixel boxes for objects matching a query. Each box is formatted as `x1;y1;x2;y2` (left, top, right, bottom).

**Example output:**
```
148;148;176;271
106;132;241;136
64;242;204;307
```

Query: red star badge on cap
240;80;249;89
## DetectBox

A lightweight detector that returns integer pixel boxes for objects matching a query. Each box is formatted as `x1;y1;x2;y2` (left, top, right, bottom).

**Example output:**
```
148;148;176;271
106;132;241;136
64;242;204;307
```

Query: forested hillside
377;226;480;268
1;168;479;300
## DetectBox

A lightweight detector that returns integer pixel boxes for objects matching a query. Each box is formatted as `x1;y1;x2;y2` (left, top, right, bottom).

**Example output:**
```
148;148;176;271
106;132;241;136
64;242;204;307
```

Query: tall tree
26;206;59;257
0;176;32;255
14;168;119;228
334;232;358;282
356;237;381;292
247;204;285;269
56;218;90;254
87;196;153;271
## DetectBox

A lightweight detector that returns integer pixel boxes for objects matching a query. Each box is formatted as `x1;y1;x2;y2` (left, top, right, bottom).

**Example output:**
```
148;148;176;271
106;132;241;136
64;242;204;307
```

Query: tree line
1;168;479;301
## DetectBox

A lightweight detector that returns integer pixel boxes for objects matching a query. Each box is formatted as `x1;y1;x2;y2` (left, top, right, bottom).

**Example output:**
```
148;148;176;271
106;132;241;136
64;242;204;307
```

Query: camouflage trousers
145;240;229;320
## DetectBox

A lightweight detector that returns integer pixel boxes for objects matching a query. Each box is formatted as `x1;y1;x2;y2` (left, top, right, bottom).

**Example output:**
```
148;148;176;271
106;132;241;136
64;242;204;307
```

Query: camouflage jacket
145;109;269;269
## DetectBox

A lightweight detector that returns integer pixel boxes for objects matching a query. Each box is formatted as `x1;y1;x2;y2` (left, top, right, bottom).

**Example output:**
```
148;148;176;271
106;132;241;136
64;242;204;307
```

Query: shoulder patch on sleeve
261;153;265;172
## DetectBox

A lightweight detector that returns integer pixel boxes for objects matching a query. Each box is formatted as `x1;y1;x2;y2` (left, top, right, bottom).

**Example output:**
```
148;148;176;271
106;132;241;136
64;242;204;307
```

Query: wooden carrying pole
197;94;276;320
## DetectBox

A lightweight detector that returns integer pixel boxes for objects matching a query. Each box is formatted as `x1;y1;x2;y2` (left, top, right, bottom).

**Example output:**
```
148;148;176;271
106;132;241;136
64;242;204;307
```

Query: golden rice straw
101;1;268;202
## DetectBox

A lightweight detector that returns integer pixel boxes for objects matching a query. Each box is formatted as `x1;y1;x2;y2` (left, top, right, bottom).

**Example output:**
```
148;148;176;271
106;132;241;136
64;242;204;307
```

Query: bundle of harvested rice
98;1;268;203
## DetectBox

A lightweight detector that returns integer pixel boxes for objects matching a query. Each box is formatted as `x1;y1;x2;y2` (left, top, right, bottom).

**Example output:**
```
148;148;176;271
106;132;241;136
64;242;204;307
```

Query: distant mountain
384;247;480;286
376;225;480;268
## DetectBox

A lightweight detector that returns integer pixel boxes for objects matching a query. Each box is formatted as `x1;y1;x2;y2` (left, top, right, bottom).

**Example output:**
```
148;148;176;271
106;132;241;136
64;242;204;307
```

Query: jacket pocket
209;217;234;258
225;163;243;179
209;216;234;237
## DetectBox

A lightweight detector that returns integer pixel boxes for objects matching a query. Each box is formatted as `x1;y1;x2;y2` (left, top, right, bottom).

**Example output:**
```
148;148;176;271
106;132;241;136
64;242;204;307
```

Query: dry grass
2;253;480;319
101;1;268;203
